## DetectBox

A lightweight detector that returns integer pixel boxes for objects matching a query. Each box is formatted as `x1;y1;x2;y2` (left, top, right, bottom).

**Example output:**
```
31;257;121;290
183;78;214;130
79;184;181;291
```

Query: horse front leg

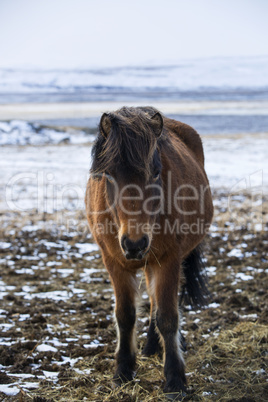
154;259;186;398
107;262;137;384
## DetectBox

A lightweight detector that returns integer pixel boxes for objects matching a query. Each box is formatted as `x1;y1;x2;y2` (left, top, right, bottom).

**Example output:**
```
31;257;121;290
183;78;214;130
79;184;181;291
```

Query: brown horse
85;106;213;398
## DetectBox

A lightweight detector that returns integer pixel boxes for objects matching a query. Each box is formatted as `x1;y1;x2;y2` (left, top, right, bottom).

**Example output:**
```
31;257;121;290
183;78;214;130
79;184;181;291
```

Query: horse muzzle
121;234;149;260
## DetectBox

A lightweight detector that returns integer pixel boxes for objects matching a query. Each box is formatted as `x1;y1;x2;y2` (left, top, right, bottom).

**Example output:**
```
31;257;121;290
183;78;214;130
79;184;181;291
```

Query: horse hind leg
142;266;162;357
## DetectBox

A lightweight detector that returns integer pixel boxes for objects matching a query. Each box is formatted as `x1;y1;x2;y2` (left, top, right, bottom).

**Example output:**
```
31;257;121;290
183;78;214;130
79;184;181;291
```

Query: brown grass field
0;192;267;401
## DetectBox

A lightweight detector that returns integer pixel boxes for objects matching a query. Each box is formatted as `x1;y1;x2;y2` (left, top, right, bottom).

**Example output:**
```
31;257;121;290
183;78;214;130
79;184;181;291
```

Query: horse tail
180;245;210;308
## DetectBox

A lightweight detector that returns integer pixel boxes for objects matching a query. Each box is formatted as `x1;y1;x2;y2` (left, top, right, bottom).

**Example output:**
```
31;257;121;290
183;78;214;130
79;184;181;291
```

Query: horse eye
153;171;160;180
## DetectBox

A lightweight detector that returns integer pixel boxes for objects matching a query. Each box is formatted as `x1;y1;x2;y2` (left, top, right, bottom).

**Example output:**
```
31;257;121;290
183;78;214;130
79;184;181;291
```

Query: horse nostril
141;235;149;250
121;235;128;251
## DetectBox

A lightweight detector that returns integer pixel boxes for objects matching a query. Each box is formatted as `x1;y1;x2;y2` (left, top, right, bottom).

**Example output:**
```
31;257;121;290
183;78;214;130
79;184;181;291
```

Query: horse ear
151;112;163;138
100;113;112;138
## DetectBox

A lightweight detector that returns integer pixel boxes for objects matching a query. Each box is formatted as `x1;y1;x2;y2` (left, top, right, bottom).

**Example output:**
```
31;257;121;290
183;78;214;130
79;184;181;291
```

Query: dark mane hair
91;106;165;179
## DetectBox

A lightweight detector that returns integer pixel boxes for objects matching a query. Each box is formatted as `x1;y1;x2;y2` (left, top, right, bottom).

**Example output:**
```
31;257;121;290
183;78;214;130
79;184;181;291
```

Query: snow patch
37;344;58;353
227;249;244;258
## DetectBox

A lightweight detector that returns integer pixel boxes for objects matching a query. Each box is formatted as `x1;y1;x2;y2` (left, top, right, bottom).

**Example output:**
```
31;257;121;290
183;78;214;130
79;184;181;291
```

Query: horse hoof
164;391;187;401
113;370;135;386
164;382;187;401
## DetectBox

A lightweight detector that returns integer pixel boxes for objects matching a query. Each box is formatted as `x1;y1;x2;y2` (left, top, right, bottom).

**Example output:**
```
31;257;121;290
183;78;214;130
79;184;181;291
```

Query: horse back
163;117;205;166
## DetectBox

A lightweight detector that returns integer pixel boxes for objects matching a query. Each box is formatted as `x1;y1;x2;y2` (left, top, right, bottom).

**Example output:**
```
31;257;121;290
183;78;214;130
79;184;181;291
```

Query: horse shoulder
164;118;205;166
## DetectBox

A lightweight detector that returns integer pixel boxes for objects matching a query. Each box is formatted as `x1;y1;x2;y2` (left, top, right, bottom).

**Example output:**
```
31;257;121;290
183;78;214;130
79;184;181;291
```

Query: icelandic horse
85;106;213;398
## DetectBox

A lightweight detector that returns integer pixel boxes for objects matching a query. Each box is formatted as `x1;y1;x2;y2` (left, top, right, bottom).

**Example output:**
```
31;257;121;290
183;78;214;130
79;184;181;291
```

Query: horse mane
91;107;165;179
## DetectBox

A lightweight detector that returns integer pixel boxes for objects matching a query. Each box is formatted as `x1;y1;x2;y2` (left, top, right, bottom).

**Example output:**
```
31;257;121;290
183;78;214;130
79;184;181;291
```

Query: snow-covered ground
0;131;267;213
0;120;95;146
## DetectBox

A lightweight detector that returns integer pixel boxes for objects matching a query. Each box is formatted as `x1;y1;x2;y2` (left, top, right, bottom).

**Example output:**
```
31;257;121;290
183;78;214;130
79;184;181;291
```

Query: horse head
91;107;164;260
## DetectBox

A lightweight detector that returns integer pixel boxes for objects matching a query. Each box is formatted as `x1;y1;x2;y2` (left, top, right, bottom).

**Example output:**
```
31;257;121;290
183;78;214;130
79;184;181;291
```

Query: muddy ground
0;192;267;401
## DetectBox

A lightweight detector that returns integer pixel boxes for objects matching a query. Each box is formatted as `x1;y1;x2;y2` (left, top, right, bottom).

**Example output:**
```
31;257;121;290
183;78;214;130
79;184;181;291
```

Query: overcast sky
0;0;267;69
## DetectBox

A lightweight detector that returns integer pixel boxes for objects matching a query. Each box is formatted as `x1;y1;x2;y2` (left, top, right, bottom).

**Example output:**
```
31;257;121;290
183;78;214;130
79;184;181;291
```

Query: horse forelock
91;107;162;180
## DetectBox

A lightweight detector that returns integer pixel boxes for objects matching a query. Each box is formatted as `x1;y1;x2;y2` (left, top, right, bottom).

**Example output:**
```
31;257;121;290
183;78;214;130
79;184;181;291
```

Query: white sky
0;0;267;69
